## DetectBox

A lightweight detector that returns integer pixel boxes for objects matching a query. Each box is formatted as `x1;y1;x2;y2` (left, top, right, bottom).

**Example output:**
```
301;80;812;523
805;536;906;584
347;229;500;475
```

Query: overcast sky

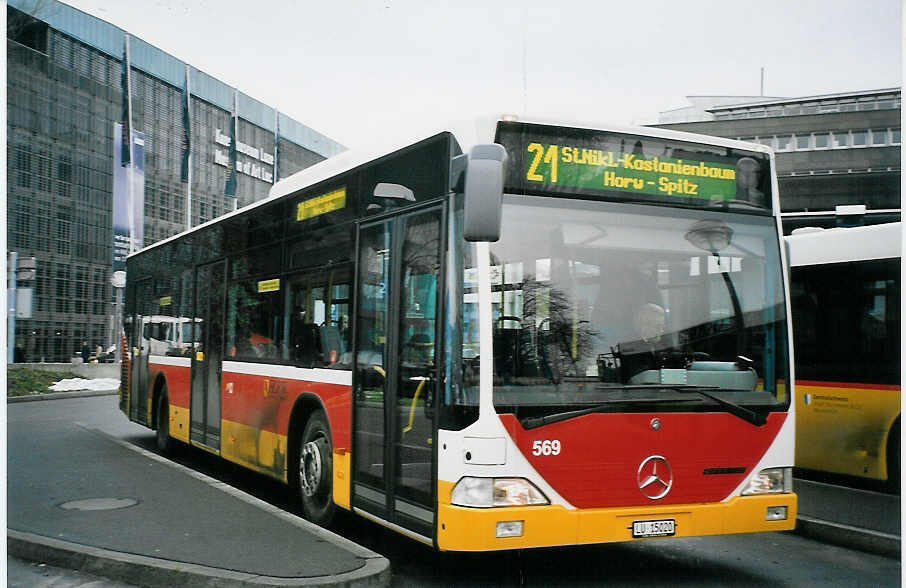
59;0;902;151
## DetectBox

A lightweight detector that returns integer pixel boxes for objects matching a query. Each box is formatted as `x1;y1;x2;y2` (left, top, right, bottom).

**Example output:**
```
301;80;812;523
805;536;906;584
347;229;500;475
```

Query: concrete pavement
7;392;390;587
7;391;900;587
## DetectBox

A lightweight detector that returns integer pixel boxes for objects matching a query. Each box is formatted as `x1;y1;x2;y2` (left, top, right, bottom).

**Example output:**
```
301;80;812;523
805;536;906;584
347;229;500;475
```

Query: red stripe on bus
220;371;352;451
146;366;353;452
149;363;191;409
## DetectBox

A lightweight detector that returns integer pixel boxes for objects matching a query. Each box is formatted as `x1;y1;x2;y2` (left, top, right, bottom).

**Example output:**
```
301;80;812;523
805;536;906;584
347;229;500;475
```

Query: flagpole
228;90;239;211
124;34;136;255
185;64;193;230
274;108;279;184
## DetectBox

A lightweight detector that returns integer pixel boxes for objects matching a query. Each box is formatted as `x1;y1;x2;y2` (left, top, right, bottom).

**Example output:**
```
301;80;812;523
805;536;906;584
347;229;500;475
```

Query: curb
10;424;391;588
795;515;901;559
8;530;390;587
8;390;119;403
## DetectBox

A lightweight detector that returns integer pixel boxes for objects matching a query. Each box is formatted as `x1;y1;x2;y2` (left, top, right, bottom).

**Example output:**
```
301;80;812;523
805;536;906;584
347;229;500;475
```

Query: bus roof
130;114;773;259
785;222;902;266
268;114;772;201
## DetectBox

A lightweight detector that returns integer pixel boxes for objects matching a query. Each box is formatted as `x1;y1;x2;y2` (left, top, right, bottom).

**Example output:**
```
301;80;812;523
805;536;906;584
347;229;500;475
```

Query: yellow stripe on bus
213;418;354;507
168;405;190;443
796;381;900;480
333;450;351;510
221;420;289;481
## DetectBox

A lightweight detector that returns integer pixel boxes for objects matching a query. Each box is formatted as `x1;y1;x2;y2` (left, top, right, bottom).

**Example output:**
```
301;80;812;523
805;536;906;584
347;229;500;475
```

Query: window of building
776;135;793;151
796;135;810;150
814;133;830;149
871;129;887;145
852;131;868;146
832;131;849;148
892;128;901;144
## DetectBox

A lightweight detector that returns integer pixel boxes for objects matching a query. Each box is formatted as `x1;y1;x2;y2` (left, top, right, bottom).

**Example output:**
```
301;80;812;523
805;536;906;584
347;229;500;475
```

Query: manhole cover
59;498;139;511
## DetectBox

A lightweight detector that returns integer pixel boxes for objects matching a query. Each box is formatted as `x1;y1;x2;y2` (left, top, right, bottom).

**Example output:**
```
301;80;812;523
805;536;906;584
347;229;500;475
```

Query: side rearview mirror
463;144;507;242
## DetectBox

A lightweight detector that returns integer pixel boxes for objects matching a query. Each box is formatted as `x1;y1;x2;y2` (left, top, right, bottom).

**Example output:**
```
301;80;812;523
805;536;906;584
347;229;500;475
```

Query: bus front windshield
461;196;789;422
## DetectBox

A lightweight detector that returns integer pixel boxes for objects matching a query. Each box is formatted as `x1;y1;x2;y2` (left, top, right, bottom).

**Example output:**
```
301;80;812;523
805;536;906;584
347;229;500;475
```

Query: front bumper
437;490;797;551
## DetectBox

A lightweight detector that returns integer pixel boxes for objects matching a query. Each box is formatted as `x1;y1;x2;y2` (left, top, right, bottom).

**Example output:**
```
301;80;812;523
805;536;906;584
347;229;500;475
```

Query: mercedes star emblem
637;455;673;500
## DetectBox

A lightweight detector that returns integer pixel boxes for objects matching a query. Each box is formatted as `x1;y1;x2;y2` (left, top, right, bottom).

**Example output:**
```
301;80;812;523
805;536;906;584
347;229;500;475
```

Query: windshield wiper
519;397;703;430
622;384;767;426
519;385;768;429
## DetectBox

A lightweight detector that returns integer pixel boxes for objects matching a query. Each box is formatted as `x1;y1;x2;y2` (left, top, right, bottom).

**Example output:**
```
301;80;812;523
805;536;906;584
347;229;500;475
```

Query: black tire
156;389;173;455
887;421;900;493
297;410;335;526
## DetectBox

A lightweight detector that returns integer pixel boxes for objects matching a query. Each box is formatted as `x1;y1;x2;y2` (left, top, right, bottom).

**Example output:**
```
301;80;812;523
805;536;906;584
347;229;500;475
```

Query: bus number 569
532;439;561;456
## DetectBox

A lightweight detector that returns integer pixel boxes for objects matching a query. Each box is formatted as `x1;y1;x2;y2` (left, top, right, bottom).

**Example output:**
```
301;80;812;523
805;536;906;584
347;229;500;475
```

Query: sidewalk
793;478;900;559
7;393;390;587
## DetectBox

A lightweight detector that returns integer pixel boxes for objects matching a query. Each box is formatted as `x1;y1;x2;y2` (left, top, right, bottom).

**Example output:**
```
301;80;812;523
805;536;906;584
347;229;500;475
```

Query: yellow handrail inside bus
403;378;426;434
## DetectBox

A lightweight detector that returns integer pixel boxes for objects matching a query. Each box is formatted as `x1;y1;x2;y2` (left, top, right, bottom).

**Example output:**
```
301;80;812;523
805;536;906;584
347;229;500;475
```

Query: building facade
7;0;344;362
653;88;901;232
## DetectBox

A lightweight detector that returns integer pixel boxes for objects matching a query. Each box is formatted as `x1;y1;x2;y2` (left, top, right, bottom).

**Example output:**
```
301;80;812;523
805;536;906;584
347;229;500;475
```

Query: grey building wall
653;90;900;228
7;2;343;362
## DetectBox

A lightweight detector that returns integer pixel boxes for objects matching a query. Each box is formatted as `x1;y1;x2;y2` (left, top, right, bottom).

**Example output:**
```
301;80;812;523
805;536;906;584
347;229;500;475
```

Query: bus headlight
451;477;549;507
741;467;793;495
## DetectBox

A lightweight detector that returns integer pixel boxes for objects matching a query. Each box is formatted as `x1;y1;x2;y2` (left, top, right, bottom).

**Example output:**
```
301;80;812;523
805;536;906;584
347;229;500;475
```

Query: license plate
632;519;675;538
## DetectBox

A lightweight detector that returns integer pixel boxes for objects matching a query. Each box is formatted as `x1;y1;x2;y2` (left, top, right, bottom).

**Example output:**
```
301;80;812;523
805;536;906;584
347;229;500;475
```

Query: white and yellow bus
786;222;901;489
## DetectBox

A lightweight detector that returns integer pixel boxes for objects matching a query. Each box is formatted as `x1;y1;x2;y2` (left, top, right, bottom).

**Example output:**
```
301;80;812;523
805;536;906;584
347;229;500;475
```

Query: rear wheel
156;388;173;455
297;410;335;526
887;420;900;492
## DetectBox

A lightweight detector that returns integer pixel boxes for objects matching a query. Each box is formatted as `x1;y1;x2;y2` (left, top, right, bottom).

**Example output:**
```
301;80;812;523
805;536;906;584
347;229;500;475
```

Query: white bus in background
141;315;199;357
786;222;901;489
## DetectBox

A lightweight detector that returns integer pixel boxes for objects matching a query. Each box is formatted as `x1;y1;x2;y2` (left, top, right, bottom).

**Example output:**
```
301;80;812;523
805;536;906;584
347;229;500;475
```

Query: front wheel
297;410;335;526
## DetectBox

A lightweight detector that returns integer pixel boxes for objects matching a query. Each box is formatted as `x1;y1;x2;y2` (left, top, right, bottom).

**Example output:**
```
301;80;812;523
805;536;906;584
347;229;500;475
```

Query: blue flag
180;67;191;183
225;94;238;197
120;36;131;167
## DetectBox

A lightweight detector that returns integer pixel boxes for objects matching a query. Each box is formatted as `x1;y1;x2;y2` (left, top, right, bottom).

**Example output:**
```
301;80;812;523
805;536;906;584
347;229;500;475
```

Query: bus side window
286;266;352;368
292;321;322;367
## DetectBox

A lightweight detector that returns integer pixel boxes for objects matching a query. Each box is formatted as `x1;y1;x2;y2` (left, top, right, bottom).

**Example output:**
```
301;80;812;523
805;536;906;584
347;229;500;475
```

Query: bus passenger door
130;278;153;426
190;260;226;451
353;208;442;543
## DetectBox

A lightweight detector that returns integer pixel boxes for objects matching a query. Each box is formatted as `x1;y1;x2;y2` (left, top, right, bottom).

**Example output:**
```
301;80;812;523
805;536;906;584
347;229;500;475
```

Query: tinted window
286;267;353;368
225;277;285;362
231;244;282;280
224;203;284;252
359;134;451;215
791;258;900;384
286;224;355;271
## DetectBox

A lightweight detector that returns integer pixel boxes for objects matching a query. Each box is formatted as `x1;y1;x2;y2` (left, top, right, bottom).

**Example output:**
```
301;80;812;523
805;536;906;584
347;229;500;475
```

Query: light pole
111;270;126;362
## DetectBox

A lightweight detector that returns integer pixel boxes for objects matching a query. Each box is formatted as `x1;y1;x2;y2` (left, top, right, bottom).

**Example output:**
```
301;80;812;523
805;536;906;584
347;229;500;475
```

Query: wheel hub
300;438;325;498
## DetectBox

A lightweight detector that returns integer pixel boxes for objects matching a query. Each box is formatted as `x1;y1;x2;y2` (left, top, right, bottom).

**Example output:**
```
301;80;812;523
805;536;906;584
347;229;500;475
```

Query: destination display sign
296;187;346;221
496;121;772;211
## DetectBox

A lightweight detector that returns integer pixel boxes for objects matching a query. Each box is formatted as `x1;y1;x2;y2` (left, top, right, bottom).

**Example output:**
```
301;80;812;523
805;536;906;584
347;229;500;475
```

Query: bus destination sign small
296;187;346;221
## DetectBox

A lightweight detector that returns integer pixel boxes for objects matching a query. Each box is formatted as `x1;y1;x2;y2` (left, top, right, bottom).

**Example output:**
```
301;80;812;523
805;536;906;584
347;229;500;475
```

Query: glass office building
7;0;344;362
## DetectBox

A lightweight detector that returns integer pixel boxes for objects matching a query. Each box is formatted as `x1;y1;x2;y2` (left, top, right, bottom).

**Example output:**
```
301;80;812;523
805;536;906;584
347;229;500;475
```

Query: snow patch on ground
49;378;121;392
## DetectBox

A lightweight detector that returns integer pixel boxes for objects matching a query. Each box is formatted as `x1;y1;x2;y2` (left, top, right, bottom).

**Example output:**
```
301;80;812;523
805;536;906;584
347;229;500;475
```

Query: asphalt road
8;395;902;587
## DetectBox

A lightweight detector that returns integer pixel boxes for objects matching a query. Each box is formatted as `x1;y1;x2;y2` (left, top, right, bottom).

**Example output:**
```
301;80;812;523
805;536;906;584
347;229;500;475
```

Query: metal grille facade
7;3;343;362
